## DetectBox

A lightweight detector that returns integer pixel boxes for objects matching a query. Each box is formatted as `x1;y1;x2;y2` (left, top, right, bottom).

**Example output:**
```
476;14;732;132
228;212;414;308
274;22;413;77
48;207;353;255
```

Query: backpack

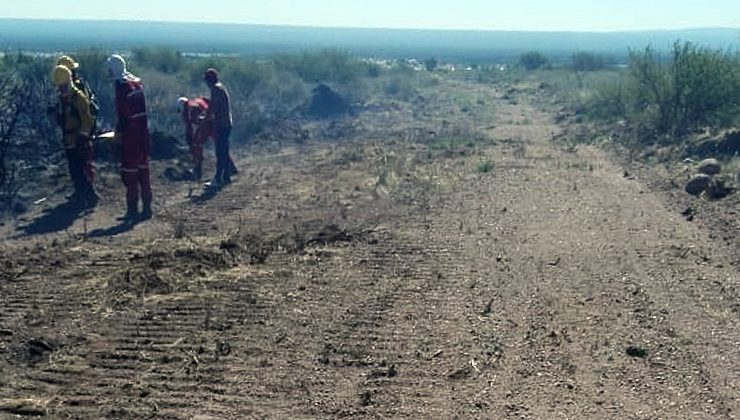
74;76;100;134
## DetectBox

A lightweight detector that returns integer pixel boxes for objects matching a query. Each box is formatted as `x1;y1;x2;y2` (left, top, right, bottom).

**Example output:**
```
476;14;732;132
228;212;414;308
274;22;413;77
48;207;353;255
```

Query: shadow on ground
87;220;136;238
19;201;86;236
191;186;219;204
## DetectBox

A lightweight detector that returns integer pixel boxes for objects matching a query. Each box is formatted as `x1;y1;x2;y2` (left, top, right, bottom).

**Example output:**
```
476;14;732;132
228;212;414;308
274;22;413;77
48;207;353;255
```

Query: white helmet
177;97;188;113
106;54;127;79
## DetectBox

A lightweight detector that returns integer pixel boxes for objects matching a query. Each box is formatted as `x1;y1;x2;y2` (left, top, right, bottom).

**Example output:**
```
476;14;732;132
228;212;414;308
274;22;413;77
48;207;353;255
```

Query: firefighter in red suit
177;96;237;181
106;54;153;221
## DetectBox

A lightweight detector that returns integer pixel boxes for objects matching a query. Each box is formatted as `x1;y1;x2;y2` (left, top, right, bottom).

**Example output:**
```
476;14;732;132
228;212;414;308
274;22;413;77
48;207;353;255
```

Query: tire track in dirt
1;81;738;419
432;104;740;418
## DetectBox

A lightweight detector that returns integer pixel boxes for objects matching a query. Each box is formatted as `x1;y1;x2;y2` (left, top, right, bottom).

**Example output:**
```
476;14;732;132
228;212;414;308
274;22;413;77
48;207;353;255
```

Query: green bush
571;52;606;71
273;50;366;84
589;42;740;139
669;42;740;134
424;57;438;72
475;159;494;173
519;51;549;71
132;47;186;74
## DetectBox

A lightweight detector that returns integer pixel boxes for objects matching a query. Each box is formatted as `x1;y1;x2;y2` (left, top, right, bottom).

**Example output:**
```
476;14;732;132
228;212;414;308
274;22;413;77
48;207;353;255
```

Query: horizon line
1;16;738;35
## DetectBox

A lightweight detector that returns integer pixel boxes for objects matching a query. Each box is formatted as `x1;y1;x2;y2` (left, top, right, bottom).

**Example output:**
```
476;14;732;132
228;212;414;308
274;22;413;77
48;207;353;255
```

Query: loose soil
1;78;738;419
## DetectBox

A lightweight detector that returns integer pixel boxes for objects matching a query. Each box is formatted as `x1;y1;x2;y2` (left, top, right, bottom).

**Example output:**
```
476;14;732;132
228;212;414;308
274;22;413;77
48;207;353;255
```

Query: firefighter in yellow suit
52;65;99;207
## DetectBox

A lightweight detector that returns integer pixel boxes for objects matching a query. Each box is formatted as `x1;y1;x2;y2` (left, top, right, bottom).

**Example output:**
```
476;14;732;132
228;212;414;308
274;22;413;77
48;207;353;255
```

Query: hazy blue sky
2;1;740;32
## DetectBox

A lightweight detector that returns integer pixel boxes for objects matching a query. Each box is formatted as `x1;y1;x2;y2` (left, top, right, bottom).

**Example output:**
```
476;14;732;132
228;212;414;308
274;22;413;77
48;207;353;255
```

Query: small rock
697;158;721;176
359;390;373;406
706;177;734;200
685;174;711;195
626;346;649;358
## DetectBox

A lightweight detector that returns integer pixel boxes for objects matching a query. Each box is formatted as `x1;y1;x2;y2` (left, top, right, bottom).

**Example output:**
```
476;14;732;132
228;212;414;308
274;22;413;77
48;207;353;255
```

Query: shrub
424;57;438;72
0;61;58;210
274;50;366;84
589;42;740;140
519;51;549;71
132;47;186;74
571;52;606;71
669;42;740;134
476;159;494;173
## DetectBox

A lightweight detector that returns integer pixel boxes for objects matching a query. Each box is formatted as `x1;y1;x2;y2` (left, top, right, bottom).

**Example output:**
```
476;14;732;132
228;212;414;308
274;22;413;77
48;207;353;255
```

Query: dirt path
1;81;739;419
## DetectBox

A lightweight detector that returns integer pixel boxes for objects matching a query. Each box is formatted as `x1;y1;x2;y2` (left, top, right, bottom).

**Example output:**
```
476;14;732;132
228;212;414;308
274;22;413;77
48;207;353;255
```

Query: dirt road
1;81;738;419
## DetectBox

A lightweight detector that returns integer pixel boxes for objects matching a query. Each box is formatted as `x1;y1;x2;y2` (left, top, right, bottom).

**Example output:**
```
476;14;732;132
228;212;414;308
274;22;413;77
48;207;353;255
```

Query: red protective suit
181;96;237;180
115;76;152;216
182;97;213;180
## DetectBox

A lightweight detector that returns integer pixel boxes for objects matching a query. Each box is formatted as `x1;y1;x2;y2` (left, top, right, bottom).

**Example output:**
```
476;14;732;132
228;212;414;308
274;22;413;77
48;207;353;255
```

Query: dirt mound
150;131;185;160
307;84;350;118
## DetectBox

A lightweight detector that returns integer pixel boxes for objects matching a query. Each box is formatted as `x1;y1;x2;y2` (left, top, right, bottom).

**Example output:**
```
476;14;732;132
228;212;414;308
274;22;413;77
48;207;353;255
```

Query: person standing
177;96;237;181
56;55;100;134
52;65;98;207
106;54;153;221
203;68;235;188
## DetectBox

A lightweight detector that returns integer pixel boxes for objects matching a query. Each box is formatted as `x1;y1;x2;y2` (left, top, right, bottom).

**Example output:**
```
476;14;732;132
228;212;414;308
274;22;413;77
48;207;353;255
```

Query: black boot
83;189;100;208
140;202;152;221
119;202;138;222
66;190;83;204
228;161;238;177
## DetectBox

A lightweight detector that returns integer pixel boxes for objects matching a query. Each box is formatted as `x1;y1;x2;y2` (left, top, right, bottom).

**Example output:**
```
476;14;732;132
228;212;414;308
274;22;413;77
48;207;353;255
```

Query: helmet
177;97;188;113
57;55;79;70
204;68;219;84
106;54;127;79
52;65;72;86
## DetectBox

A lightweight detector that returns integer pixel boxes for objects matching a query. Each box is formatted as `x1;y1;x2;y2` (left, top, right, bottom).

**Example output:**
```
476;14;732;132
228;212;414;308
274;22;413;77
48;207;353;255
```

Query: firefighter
56;55;100;134
177;96;237;181
203;68;235;188
106;54;153;221
52;65;98;207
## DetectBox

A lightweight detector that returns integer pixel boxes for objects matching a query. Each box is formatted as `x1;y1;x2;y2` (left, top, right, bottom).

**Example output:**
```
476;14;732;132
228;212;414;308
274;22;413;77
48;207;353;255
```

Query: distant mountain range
1;19;738;63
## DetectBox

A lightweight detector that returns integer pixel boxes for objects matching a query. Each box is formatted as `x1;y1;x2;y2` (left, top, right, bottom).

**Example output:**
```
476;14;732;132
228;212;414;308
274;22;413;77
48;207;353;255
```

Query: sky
2;0;740;32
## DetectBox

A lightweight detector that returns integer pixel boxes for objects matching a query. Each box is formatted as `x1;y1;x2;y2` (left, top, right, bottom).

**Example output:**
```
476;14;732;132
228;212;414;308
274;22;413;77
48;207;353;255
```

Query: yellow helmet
57;55;79;70
52;65;72;86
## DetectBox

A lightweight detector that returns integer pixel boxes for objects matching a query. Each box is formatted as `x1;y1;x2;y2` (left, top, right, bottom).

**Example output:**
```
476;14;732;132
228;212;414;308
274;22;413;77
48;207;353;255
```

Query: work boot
119;203;138;222
66;190;83;203
83;190;100;208
204;177;221;189
140;203;152;221
227;162;238;177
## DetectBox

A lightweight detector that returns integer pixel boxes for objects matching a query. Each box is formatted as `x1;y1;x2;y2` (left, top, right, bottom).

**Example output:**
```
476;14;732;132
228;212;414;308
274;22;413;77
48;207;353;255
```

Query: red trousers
121;127;152;209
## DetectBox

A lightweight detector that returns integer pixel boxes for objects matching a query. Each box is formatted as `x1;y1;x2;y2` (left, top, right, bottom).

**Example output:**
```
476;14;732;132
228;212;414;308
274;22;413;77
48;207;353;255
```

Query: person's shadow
87;219;136;238
191;185;219;204
19;201;85;236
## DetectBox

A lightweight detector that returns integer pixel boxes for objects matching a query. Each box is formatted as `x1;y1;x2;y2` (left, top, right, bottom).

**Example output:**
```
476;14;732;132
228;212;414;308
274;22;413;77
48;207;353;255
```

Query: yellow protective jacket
57;86;93;149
